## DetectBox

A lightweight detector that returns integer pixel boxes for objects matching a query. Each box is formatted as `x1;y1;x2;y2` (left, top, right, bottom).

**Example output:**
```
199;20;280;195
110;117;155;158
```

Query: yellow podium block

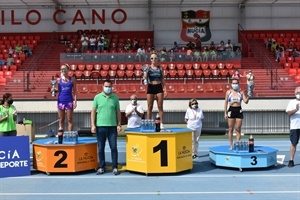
126;128;193;174
33;137;98;174
17;124;35;142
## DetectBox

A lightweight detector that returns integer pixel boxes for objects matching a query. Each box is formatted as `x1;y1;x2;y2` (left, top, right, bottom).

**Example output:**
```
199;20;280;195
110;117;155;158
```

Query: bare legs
58;109;74;131
227;118;243;150
147;93;164;122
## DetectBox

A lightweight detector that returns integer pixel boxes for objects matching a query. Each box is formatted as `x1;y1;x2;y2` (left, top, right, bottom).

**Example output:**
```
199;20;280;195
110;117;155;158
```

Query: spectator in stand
292;48;300;57
172;41;179;52
217;41;225;59
186;48;193;61
136;46;146;62
97;34;104;52
124;39;131;51
168;49;175;62
235;46;242;58
232;69;242;80
133;38;140;51
210;48;217;61
6;54;14;66
159;47;167;62
209;41;216;50
275;45;284;62
8;45;14;55
228;46;236;59
195;35;202;52
89;35;97;52
225;39;233;51
194;49;202;61
186;40;195;50
23;43;32;58
286;41;294;53
80;33;89;53
246;70;255;97
265;38;272;49
202;47;209;61
150;46;157;55
103;35;110;51
125;94;144;128
271;40;278;53
15;43;22;54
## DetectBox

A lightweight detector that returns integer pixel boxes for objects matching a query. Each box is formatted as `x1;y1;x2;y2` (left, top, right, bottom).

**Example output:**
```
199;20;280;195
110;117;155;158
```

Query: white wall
1;4;299;47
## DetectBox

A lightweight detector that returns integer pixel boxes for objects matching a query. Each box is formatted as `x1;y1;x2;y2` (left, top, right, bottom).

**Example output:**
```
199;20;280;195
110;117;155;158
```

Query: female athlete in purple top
54;64;77;131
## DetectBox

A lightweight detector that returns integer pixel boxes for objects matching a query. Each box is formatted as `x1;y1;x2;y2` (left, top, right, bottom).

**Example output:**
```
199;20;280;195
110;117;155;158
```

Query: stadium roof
0;0;299;8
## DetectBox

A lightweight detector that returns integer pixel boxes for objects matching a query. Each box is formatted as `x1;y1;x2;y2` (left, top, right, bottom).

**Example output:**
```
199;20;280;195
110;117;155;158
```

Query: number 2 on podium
153;140;168;167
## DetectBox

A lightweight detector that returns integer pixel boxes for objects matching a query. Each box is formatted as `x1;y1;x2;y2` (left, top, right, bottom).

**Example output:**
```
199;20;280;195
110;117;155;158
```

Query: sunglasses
150;57;158;60
60;68;68;71
191;103;198;105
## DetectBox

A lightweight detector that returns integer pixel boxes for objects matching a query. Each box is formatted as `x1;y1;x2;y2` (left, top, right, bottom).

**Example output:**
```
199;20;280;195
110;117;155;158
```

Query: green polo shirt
92;92;120;126
0;105;16;132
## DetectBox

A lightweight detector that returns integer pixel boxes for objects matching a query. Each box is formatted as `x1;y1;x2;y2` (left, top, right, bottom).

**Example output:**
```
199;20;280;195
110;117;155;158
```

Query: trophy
50;76;57;97
141;64;149;85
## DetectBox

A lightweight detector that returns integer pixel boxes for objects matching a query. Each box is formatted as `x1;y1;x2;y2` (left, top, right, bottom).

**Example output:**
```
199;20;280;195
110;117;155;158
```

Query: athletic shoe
288;160;294;167
112;168;120;175
192;155;198;159
96;168;105;175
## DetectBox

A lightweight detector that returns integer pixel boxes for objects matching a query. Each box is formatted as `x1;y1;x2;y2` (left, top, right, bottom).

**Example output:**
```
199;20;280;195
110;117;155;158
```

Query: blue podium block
209;145;278;171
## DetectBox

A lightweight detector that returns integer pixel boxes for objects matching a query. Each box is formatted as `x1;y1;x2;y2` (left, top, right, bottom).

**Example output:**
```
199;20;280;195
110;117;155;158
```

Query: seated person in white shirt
125;95;144;128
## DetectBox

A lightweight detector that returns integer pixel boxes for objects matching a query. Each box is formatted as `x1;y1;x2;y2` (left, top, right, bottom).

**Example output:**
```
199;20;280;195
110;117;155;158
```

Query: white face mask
104;87;112;94
232;84;239;90
296;94;300;99
191;104;198;109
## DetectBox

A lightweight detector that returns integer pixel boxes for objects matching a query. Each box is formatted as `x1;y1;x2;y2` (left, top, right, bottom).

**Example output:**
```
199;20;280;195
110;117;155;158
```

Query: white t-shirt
89;37;97;46
185;107;204;131
125;103;144;128
81;36;89;46
286;99;300;129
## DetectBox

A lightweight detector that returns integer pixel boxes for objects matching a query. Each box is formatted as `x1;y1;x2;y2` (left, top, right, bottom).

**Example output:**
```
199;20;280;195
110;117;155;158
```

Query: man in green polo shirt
91;80;122;175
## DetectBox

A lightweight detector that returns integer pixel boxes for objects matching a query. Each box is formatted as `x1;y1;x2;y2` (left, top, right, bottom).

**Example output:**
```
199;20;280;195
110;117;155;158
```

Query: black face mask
8;99;13;105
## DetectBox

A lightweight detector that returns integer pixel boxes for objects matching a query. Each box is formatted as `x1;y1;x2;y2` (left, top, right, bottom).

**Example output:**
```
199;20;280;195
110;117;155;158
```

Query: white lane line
9;173;300;179
1;190;300;195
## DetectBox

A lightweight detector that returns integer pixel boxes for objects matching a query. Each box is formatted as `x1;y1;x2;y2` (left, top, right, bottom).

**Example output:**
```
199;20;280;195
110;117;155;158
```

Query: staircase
241;38;298;98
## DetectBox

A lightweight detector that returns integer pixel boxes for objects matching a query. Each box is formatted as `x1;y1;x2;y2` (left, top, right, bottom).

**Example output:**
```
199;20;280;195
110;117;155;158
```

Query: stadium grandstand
0;0;299;135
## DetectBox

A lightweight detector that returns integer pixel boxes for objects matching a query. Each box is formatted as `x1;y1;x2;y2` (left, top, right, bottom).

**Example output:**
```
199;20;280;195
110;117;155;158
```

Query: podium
32;137;98;175
209;145;278;172
125;128;193;174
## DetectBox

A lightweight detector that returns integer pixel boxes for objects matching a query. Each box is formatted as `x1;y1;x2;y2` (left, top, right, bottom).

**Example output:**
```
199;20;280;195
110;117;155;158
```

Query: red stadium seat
186;69;194;79
289;68;297;76
94;64;101;70
83;70;91;79
125;70;134;79
176;84;185;93
128;85;137;93
0;77;6;85
78;64;85;71
100;70;108;79
110;64;118;70
70;64;77;71
192;63;200;70
194;69;203;78
176;63;184;70
102;64;110;71
75;71;83;79
137;85;146;93
186;84;195;93
201;63;209;70
177;69;186;78
185;63;192;70
134;69;143;79
118;64;126;70
108;70;116;79
166;85;175;93
292;62;299;69
195;84;204;93
205;83;214;92
127;64;134;70
214;84;224;92
3;71;12;78
86;64;93;71
88;84;99;93
116;70;125;79
202;69;211;78
91;71;99;79
77;84;88;93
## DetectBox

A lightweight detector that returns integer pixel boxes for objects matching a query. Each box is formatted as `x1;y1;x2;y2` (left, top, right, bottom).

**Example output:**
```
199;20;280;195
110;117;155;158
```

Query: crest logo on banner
180;10;211;42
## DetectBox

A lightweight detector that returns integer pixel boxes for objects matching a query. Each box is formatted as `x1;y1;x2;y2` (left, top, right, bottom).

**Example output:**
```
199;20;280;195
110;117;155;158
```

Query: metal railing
23;34;55;92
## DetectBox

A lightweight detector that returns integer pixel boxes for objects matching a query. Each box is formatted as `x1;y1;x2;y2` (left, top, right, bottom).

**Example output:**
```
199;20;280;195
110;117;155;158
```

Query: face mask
296;94;300;99
191;104;198;109
132;100;137;105
232;84;239;90
8;99;13;105
104;87;112;94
